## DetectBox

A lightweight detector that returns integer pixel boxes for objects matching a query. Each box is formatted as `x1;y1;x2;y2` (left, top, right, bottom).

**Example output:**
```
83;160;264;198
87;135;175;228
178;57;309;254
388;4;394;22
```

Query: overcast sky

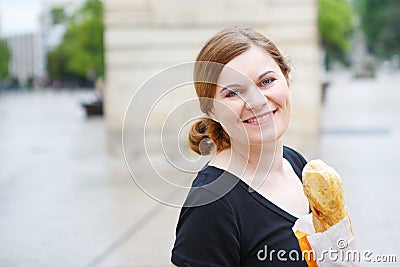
0;0;42;36
0;0;82;37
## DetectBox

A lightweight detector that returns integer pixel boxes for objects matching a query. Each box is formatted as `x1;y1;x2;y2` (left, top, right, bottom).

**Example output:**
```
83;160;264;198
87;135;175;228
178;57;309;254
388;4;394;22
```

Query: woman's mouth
243;110;277;125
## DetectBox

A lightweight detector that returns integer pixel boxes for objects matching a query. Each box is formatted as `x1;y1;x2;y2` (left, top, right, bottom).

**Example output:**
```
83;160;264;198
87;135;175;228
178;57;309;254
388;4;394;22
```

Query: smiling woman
212;46;292;147
171;27;311;266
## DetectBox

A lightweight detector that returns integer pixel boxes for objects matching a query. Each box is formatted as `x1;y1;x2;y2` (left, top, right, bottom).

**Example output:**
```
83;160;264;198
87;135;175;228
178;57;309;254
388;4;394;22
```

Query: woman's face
210;45;291;147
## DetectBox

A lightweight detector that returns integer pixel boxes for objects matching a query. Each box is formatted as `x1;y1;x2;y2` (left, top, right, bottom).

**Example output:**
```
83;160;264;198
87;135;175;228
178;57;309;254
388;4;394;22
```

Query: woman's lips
243;110;277;125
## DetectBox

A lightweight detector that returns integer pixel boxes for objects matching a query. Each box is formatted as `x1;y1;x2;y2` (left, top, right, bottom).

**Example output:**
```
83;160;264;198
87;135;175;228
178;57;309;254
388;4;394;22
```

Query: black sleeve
171;197;240;267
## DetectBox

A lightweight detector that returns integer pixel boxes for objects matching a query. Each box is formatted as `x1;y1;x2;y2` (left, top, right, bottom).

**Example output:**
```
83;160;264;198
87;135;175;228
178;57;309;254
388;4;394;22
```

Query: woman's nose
244;86;268;110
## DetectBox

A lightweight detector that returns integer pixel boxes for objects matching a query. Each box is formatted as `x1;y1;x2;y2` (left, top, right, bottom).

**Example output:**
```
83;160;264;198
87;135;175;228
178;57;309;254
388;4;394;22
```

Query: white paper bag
293;214;361;267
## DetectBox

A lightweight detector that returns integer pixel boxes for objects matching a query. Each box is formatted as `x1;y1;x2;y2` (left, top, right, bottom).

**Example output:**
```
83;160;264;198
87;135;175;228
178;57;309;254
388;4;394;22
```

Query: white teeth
247;113;272;123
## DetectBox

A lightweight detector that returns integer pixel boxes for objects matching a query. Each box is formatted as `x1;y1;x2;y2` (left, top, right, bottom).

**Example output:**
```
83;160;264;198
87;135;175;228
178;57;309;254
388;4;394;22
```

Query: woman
171;27;310;266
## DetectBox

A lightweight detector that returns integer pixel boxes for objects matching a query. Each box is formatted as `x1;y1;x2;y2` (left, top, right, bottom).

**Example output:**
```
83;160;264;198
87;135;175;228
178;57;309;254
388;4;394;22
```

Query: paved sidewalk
0;90;182;267
0;70;399;266
319;71;400;265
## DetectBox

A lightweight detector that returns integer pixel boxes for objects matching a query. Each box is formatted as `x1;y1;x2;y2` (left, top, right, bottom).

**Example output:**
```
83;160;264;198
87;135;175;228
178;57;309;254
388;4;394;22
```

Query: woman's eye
226;90;241;98
261;78;274;86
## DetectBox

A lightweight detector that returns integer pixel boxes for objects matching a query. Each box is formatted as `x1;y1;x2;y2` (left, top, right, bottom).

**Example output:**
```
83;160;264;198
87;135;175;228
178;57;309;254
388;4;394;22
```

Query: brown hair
189;27;291;155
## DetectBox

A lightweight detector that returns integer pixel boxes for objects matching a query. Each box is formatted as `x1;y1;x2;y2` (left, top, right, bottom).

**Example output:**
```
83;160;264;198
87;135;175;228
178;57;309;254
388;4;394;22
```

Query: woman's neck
210;139;286;186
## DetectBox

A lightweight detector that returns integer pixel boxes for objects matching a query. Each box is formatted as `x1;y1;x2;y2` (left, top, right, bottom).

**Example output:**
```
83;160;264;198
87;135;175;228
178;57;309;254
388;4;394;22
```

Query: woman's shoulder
191;164;224;187
173;170;241;266
283;146;308;178
184;165;240;208
283;145;306;159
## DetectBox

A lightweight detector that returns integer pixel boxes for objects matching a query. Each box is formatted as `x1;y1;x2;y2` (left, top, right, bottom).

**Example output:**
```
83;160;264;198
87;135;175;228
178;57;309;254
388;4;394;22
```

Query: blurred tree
26;76;35;89
47;47;68;80
50;6;68;25
358;0;400;59
47;0;104;86
0;40;11;80
318;0;354;69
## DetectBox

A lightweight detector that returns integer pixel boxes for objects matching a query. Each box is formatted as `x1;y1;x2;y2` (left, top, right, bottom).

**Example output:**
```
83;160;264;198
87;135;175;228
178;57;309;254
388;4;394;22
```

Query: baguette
302;159;348;233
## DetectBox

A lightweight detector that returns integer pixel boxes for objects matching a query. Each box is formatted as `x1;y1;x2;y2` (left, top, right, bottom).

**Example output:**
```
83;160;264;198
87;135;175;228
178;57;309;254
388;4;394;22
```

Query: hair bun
188;118;230;155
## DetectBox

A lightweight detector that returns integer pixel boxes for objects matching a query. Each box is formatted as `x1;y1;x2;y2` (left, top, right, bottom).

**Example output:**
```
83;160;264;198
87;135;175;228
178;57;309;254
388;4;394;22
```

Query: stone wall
104;0;321;161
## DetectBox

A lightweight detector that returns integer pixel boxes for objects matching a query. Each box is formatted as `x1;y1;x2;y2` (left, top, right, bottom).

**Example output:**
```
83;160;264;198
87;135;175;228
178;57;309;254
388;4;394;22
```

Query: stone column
104;0;321;161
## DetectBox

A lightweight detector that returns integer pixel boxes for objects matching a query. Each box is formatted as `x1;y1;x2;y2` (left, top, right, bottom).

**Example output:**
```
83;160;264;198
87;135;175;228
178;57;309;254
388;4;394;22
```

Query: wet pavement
0;71;399;266
319;71;400;265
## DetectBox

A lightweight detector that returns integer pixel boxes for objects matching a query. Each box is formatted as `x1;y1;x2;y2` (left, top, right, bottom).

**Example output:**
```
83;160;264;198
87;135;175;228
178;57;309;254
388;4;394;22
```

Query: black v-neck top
172;146;309;267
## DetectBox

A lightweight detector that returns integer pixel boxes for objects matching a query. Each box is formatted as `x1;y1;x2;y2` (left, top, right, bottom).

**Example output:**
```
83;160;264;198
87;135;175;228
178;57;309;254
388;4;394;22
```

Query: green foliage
47;0;104;84
47;47;68;79
0;40;11;80
318;0;353;69
50;7;67;25
26;76;35;89
358;0;400;59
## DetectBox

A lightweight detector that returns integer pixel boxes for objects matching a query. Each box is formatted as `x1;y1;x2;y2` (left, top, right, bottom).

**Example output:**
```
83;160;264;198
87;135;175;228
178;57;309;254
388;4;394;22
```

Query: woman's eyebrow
220;83;241;94
219;70;276;94
257;70;275;80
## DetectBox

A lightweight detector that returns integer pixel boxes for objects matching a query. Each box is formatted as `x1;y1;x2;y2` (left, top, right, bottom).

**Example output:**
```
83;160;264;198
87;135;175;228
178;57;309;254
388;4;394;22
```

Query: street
0;70;399;266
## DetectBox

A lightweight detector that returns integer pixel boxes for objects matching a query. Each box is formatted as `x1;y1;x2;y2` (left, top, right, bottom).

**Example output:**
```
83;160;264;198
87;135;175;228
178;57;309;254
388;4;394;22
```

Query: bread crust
302;160;347;232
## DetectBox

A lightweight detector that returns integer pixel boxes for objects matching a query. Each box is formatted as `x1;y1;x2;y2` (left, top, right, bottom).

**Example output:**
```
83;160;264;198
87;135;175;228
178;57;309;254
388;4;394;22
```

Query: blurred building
0;0;85;87
4;33;45;86
104;0;322;160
